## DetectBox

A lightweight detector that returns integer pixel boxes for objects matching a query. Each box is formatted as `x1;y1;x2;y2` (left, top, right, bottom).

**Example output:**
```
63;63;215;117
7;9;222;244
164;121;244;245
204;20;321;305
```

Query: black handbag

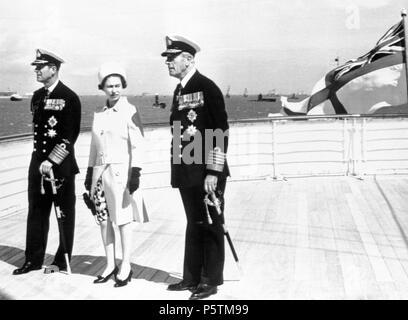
82;192;97;217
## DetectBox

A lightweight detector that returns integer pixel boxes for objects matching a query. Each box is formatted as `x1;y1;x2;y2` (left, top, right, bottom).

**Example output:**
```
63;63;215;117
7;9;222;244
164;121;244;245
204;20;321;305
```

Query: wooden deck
1;175;408;300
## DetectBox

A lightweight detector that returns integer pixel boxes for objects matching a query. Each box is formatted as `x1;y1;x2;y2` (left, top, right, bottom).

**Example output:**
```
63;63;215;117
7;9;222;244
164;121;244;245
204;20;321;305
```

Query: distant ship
225;85;231;98
257;89;280;102
0;92;24;101
257;90;308;102
243;88;248;98
10;93;23;101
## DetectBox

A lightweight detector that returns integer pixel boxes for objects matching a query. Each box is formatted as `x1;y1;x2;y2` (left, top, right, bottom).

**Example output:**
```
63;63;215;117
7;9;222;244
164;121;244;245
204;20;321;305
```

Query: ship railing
263;113;408;179
1;114;408;217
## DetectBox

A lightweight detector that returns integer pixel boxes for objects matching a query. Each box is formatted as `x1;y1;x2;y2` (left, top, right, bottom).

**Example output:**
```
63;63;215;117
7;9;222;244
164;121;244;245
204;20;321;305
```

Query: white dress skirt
91;163;149;226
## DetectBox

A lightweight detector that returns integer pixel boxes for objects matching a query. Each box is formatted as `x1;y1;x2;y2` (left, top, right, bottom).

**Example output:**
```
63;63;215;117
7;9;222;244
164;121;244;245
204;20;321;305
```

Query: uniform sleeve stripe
48;144;70;165
206;148;226;171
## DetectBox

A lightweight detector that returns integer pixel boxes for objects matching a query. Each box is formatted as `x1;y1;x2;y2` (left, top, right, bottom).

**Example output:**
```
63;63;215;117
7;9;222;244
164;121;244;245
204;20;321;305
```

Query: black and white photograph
1;0;408;308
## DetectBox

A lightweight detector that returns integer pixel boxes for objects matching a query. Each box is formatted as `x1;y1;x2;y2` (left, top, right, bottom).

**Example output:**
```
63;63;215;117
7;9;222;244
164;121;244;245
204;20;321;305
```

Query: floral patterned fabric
92;176;109;222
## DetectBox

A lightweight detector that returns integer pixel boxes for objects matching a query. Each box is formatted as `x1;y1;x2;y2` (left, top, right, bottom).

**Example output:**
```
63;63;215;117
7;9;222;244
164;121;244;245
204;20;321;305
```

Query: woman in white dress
84;62;148;287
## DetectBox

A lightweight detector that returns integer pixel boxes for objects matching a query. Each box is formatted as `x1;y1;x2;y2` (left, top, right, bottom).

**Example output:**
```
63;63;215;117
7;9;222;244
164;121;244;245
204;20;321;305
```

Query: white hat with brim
98;62;127;86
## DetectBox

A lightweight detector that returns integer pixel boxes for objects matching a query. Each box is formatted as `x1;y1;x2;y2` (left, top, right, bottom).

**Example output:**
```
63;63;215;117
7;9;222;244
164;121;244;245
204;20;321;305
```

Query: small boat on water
10;93;23;101
225;85;231;98
152;93;166;109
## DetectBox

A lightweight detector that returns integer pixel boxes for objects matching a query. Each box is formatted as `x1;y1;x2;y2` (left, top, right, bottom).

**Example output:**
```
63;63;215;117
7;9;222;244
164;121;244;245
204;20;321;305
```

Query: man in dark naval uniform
13;49;81;275
161;35;230;300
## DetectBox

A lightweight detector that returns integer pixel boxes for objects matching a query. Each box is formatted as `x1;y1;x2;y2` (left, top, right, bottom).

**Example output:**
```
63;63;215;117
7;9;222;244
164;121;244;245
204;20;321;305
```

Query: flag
280;20;407;115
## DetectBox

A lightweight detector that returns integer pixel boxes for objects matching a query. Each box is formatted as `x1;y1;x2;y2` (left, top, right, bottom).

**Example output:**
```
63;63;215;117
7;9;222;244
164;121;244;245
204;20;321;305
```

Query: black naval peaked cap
31;49;65;66
161;35;201;57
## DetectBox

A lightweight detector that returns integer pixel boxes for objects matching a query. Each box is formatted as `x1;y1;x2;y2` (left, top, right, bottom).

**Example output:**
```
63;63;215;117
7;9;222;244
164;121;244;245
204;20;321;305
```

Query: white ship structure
1;114;408;299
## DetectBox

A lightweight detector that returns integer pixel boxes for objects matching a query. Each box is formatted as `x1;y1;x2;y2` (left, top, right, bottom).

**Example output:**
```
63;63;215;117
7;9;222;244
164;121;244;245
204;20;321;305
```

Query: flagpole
402;8;408;102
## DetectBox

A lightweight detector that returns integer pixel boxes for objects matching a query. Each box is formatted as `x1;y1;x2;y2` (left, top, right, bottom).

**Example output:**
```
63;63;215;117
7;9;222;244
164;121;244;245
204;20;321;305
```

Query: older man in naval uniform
161;35;230;300
13;49;81;275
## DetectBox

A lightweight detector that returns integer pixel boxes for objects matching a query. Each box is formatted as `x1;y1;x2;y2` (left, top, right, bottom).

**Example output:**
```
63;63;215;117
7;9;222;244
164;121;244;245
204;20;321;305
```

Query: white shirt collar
180;67;196;88
46;79;59;94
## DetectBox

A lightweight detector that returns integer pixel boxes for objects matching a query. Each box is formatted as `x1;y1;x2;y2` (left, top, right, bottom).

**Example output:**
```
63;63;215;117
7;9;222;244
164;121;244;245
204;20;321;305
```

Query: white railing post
272;120;277;179
343;118;349;175
360;117;367;177
351;118;357;176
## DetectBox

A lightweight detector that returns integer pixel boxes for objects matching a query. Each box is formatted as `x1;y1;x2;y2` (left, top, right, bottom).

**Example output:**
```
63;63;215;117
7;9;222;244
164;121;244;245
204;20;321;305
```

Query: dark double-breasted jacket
30;81;81;178
170;70;229;188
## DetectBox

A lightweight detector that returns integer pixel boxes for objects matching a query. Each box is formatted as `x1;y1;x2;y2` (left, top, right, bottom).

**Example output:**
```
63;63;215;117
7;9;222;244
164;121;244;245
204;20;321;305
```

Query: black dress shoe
189;284;217;300
94;266;118;283
167;280;198;292
114;270;133;287
12;262;42;275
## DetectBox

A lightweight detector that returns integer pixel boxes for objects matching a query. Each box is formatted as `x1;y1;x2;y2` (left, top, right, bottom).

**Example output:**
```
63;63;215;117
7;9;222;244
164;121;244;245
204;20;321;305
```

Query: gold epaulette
48;143;69;165
206;147;226;172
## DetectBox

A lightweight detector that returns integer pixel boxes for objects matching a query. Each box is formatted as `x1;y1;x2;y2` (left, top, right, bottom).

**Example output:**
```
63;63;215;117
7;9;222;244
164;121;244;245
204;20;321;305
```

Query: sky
0;0;407;95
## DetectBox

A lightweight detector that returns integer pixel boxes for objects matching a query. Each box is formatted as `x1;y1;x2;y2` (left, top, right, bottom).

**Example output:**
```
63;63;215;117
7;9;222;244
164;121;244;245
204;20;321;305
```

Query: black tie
172;83;182;111
176;83;182;96
44;88;50;104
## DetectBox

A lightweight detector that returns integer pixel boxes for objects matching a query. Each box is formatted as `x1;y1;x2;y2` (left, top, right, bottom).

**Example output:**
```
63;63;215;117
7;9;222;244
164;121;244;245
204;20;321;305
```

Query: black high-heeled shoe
114;269;133;287
93;266;118;284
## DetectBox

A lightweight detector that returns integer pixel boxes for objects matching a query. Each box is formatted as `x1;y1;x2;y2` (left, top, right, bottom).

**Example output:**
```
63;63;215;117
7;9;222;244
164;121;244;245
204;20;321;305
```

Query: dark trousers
25;159;76;267
178;178;226;286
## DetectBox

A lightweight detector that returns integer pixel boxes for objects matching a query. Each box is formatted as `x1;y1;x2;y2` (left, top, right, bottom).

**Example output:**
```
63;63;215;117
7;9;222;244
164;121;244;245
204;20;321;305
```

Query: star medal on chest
186;124;198;137
187;109;197;122
47;129;57;138
48;116;58;127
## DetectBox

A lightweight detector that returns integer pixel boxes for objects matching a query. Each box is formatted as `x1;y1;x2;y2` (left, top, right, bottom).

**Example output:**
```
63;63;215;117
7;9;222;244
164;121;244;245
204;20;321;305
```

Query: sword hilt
49;169;57;195
204;199;213;225
209;192;222;215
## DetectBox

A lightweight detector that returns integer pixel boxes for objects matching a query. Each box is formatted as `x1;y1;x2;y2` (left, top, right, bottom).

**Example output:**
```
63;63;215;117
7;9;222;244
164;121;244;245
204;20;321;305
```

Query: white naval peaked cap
31;48;65;66
161;35;201;57
98;62;127;86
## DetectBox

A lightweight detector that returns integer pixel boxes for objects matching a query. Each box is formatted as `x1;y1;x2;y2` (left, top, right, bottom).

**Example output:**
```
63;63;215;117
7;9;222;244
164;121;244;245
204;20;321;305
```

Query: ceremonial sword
43;169;72;274
204;192;241;270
